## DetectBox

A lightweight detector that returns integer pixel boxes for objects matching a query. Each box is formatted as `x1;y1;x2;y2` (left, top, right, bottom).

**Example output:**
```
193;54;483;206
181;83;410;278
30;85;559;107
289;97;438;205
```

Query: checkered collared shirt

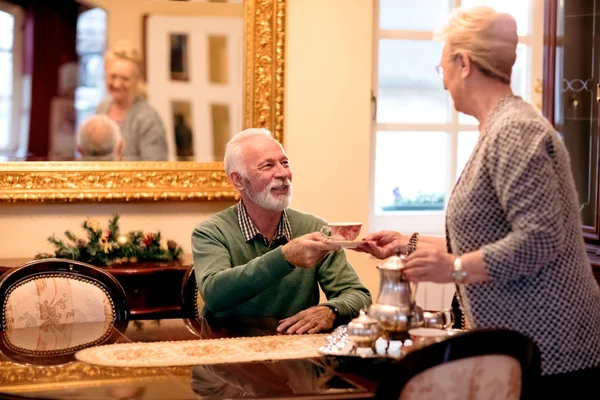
236;201;292;246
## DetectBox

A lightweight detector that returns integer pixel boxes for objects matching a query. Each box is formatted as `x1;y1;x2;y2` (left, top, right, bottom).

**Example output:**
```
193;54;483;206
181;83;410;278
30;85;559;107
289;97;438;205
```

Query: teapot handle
442;308;455;329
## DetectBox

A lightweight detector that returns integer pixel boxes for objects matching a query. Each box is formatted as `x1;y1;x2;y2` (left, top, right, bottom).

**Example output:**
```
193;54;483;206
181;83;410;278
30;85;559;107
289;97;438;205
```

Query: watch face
452;270;467;282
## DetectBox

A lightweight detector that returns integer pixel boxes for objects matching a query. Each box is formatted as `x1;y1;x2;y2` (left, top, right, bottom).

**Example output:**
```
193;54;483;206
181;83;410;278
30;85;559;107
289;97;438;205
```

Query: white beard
246;178;292;211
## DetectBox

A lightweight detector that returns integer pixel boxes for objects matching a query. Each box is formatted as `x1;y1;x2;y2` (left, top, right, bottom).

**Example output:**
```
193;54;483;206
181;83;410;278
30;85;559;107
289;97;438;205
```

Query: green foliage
35;214;184;267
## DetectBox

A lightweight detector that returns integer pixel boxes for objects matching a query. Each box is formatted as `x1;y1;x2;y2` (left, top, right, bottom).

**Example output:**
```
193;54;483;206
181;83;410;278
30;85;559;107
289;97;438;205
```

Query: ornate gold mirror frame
0;0;285;203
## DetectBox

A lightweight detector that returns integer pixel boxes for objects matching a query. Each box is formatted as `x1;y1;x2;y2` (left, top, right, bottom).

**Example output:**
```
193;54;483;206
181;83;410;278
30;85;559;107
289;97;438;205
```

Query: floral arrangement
35;214;183;266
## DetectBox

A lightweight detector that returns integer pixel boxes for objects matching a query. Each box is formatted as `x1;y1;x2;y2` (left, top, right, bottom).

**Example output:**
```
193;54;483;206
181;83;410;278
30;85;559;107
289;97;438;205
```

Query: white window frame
369;0;545;236
0;1;23;154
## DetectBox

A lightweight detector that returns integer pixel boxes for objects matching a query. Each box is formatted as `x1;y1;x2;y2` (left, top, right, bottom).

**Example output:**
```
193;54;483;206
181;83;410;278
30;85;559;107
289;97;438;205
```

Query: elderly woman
96;41;168;161
357;6;600;395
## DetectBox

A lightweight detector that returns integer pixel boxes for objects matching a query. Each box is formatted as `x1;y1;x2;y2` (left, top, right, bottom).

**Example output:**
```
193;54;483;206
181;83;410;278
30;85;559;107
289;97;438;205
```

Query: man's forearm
325;288;372;323
199;248;293;312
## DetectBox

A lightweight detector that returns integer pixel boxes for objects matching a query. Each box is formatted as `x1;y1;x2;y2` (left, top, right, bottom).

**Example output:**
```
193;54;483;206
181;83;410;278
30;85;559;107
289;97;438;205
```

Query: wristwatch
322;304;340;324
451;256;467;283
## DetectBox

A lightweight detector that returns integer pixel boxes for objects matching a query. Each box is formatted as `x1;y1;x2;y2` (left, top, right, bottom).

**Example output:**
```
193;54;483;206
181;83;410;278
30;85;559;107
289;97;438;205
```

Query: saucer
327;240;362;249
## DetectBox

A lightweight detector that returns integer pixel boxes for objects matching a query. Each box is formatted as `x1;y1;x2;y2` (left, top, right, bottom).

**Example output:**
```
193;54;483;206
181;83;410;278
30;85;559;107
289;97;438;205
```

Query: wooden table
0;258;192;320
0;317;381;399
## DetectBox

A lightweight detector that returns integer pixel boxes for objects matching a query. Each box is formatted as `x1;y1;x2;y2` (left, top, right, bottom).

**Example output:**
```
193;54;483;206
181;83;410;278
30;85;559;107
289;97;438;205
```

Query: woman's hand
403;248;455;283
353;230;403;259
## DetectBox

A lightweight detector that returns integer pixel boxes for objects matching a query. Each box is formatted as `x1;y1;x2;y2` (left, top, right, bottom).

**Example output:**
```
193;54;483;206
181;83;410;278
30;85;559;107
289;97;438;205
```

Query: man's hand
281;232;341;268
277;306;335;334
353;230;403;259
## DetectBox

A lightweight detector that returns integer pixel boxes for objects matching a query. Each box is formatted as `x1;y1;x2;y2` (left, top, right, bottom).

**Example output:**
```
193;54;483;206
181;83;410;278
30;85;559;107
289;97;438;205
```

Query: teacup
320;222;362;241
422;309;454;330
408;328;453;347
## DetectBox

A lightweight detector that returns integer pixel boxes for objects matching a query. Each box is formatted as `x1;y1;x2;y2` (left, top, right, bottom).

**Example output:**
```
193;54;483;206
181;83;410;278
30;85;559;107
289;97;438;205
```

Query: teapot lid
348;309;378;328
378;254;405;270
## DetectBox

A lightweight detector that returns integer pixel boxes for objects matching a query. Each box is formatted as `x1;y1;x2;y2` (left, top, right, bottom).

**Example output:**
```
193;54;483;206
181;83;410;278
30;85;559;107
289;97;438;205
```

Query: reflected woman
356;6;600;397
96;40;168;161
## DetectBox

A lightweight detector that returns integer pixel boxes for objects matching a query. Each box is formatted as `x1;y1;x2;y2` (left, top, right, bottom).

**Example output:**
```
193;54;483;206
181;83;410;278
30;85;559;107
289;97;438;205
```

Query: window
75;8;107;128
370;0;544;235
0;1;23;155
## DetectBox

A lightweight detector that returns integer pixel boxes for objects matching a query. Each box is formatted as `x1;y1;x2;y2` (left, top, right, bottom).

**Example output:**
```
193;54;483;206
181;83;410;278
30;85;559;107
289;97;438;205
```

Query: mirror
0;0;285;202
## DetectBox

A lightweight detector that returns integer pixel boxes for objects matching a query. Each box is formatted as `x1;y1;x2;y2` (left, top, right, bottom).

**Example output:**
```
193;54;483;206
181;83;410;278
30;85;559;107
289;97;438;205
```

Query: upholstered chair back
375;329;541;400
0;259;129;330
399;354;521;400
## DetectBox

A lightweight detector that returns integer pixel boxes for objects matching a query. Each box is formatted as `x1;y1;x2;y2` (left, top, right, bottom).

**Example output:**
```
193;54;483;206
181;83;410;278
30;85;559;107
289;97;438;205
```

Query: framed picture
170;33;190;81
171;100;195;160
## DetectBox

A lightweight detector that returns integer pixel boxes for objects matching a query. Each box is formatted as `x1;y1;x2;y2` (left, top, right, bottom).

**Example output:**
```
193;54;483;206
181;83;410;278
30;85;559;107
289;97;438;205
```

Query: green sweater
191;205;372;323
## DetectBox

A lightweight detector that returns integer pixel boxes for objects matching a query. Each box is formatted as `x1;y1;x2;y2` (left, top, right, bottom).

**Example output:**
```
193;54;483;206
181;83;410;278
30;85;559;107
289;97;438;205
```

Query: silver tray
318;326;407;359
318;326;466;359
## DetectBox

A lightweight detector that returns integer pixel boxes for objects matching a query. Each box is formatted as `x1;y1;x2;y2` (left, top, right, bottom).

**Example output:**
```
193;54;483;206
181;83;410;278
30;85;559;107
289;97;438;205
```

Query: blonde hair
437;6;518;84
105;40;147;97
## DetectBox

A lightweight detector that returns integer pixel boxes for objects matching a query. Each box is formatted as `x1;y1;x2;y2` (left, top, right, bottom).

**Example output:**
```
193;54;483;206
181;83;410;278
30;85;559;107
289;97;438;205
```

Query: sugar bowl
346;309;382;354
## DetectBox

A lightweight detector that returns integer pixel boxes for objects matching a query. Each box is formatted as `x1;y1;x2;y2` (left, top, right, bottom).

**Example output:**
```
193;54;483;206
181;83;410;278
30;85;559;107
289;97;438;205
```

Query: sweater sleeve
134;107;169;161
191;225;295;313
317;250;372;323
480;120;565;281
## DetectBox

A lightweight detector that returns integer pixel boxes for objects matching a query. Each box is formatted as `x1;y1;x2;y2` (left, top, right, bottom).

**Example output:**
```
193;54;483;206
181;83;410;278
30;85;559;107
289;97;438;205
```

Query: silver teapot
367;255;423;341
346;309;382;353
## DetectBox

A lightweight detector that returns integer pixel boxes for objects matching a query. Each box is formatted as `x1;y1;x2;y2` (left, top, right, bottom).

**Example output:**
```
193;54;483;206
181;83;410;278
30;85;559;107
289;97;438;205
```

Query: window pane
211;104;230;160
459;44;529;124
0;11;14;50
79;54;104;88
208;35;228;84
379;0;451;31
172;100;195;161
0;14;12;149
170;33;190;81
457;131;479;178
0;100;10;148
378;40;450;124
459;0;531;35
0;52;12;97
374;131;448;213
76;8;106;54
75;8;106;129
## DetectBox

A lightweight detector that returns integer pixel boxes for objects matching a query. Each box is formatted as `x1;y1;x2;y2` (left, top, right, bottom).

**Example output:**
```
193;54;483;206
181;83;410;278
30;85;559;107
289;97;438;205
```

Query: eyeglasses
435;64;443;79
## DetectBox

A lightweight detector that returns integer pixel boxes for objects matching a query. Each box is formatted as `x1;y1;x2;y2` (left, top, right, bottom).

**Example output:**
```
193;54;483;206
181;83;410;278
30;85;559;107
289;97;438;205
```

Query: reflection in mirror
211;104;231;160
0;0;243;163
172;100;195;161
0;0;107;162
170;33;190;82
147;13;243;162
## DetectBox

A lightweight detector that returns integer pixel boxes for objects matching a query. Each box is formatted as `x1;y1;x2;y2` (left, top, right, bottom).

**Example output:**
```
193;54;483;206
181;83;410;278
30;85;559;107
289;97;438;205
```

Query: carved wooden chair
180;265;206;337
181;265;204;319
375;328;541;400
0;258;130;365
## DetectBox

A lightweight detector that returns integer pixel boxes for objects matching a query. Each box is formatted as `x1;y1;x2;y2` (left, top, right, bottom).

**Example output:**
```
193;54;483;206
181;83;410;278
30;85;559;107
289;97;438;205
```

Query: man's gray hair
77;115;122;161
224;128;273;178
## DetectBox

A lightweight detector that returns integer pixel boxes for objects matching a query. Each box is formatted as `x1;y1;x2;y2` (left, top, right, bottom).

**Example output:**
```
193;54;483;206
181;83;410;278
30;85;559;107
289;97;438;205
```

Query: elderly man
192;128;371;334
76;115;124;161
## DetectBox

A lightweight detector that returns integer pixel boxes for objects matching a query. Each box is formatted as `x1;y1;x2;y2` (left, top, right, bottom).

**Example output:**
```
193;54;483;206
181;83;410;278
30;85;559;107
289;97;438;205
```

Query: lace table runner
75;334;327;367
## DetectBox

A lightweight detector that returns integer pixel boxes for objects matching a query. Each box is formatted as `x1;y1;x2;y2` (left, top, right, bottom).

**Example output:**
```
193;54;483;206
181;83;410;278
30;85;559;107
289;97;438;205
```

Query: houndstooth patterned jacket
447;95;600;375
